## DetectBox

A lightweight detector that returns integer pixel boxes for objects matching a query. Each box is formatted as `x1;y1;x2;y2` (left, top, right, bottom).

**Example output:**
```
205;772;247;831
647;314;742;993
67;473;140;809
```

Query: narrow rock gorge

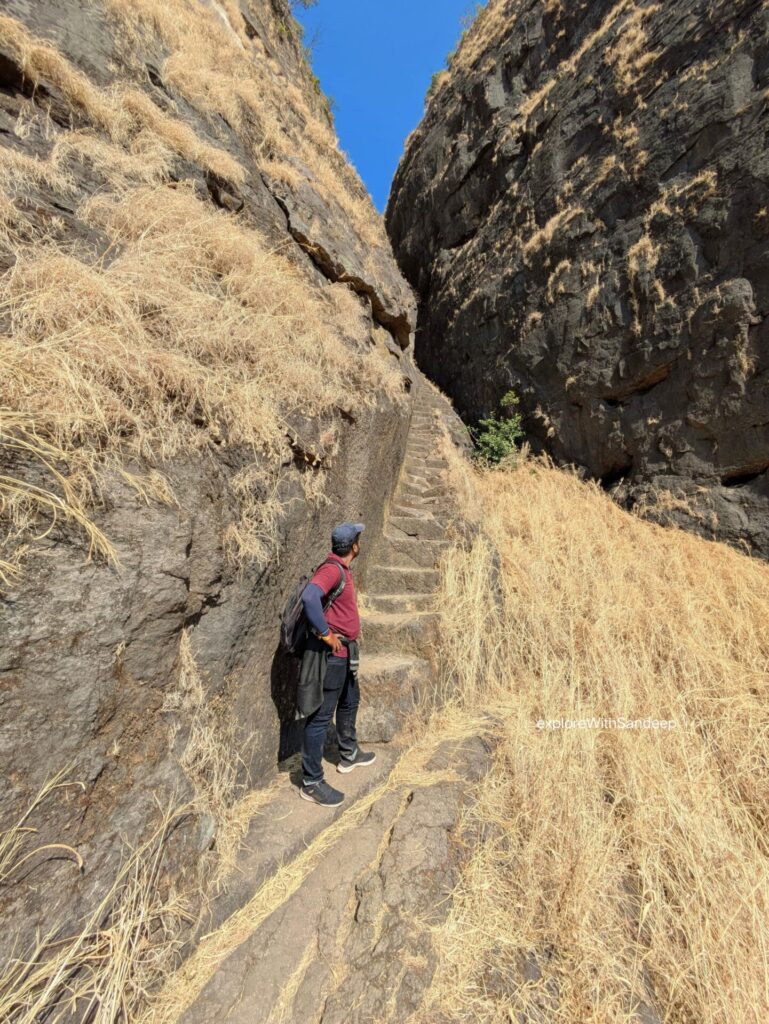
387;0;769;557
4;2;769;1022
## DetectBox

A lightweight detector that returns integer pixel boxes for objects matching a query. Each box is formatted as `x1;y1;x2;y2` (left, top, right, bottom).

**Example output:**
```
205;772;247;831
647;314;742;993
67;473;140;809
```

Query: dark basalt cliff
0;0;415;967
388;0;769;555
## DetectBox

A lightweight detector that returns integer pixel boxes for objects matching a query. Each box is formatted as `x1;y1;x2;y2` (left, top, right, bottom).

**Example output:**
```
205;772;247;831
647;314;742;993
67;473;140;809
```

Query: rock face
387;0;769;556
0;0;415;972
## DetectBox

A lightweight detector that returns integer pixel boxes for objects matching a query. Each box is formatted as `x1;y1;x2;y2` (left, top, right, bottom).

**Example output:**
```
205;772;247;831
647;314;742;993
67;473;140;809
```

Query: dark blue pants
301;654;359;786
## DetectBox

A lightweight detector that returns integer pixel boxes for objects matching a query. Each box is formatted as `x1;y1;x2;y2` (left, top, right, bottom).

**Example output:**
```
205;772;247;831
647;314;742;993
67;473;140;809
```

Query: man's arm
302;583;343;654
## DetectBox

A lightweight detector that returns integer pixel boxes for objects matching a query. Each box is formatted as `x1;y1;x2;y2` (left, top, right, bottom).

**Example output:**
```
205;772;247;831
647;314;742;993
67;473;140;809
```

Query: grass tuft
0;183;403;574
0;809;193;1024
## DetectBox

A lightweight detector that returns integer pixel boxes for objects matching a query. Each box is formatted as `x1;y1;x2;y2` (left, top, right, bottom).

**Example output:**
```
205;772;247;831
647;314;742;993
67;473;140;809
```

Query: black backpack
280;558;346;657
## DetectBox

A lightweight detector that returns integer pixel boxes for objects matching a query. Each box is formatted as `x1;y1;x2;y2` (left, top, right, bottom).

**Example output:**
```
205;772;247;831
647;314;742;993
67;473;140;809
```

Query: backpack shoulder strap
320;559;346;610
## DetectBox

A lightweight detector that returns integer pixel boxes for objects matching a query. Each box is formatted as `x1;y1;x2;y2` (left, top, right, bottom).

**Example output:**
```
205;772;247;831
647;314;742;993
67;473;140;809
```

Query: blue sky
294;0;482;211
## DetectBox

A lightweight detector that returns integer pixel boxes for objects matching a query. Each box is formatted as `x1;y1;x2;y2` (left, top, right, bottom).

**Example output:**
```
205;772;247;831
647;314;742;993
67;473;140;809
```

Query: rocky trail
145;376;492;1024
2;2;768;1021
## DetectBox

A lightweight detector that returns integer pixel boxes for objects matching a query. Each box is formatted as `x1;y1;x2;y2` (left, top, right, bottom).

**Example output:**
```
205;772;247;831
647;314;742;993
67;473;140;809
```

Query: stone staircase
356;389;456;740
165;374;484;1024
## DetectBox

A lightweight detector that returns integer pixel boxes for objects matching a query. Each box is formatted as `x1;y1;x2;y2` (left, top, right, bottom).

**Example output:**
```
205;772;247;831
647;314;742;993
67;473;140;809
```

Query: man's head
331;522;365;561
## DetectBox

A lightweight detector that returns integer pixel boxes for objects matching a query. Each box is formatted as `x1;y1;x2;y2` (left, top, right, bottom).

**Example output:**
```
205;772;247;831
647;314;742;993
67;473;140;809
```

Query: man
298;522;376;807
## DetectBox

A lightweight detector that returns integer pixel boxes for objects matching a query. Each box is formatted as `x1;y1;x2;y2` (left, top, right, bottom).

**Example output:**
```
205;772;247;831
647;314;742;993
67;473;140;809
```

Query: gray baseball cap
331;522;365;547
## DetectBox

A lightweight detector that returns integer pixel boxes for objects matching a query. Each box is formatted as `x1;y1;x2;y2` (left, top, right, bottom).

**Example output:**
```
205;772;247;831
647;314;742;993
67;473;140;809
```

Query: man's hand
322;631;344;655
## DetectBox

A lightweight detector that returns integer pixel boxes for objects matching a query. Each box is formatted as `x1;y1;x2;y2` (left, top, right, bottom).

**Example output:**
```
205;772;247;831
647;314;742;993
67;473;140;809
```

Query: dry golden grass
171;631;240;824
0;808;193;1024
165;628;280;894
0;411;120;579
523;206;584;260
0;181;403;571
0;769;84;888
13;437;765;1023
0;146;74;195
0;191;33;254
412;456;769;1024
99;0;388;250
0;9;403;575
605;4;661;94
0;639;281;1023
453;0;511;71
627;232;661;327
455;0;658;126
0;16;245;184
646;169;718;222
545;258;572;303
53;131;173;187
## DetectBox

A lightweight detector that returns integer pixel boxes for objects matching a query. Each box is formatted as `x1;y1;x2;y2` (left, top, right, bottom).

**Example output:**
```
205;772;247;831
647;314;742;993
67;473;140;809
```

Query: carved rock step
292;733;494;1024
388;514;445;541
399;483;448;503
372;531;449;568
404;451;445;464
397;485;452;503
402;472;447;491
394;499;450;518
405;446;438;458
406;466;447;479
397;483;450;501
406;455;441;465
407;442;440;453
391;502;436;517
399;468;444;484
365;564;440;593
365;592;435;614
397;485;450;505
403;457;447;473
356;652;432;742
395;508;452;528
360;610;439;656
405;460;446;473
392;503;451;523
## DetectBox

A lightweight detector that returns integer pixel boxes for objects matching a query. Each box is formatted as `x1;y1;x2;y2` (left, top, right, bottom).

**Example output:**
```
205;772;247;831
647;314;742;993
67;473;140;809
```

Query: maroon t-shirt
310;553;360;657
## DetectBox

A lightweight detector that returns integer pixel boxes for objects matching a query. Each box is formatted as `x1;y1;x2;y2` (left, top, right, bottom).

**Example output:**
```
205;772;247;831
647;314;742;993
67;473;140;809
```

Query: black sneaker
300;781;345;806
337;748;377;774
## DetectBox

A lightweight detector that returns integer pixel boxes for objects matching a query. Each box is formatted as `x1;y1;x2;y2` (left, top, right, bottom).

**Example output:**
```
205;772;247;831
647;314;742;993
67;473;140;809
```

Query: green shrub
474;390;524;463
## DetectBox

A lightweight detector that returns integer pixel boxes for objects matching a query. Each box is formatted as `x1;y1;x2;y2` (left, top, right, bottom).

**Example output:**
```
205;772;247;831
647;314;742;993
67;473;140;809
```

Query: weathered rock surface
388;0;769;556
0;0;415;974
178;731;494;1024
